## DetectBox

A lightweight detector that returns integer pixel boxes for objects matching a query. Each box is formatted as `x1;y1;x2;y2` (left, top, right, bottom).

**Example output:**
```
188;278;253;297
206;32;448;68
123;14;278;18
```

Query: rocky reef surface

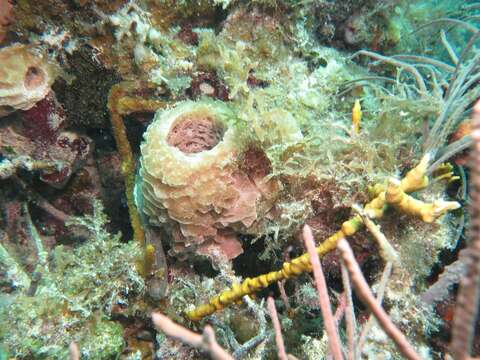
0;0;479;359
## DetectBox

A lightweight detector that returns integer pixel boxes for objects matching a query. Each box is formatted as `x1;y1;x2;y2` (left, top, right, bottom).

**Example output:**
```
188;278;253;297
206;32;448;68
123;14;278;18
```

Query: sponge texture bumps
139;100;277;265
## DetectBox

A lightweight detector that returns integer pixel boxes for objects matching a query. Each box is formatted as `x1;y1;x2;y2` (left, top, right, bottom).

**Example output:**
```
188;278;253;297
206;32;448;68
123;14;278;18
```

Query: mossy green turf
0;202;144;359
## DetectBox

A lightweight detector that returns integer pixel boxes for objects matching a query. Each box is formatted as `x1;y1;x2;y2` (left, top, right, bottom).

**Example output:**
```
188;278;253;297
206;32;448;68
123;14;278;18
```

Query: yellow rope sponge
108;81;166;247
186;216;363;321
185;154;457;321
136;244;156;278
108;82;166;281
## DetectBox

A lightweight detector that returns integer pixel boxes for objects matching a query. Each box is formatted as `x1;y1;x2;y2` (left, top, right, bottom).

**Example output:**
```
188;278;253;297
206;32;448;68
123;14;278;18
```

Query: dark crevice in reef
428;166;468;285
124;112;155;153
233;235;277;280
193;258;219;278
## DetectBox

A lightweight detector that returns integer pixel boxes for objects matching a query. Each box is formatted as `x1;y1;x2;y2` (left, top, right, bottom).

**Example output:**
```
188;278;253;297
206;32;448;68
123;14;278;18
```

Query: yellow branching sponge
139;99;280;266
186;216;363;321
385;178;460;223
384;154;460;223
185;154;459;321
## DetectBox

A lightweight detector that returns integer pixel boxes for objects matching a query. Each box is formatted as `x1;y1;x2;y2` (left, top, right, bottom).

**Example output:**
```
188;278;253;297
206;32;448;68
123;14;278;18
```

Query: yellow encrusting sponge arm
186;217;363;321
386;178;460;223
185;154;460;321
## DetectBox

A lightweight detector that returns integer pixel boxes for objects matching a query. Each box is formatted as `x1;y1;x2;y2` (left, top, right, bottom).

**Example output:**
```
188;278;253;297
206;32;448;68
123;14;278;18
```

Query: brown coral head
24;66;46;91
167;112;225;154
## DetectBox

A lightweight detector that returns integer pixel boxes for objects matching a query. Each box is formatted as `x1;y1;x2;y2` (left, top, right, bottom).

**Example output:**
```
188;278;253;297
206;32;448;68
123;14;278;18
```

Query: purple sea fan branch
420;250;468;306
303;225;344;360
267;296;289;360
152;312;234;360
336;238;421;360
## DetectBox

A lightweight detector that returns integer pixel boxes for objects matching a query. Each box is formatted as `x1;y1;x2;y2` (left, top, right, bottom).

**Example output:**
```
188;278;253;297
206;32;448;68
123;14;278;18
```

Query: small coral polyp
139;100;278;266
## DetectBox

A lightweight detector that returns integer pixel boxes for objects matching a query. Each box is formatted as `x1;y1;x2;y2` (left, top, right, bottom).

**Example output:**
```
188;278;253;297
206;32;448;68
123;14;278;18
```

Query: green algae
0;202;144;359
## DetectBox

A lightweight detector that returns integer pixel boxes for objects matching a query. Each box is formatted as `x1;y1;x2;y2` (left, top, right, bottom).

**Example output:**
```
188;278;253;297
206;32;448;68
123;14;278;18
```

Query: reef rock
138;99;279;266
0;43;56;117
0;94;91;188
0;0;13;44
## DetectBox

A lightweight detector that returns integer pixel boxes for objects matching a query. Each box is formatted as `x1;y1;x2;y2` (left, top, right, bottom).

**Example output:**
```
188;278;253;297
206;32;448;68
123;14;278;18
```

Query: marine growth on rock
0;0;478;359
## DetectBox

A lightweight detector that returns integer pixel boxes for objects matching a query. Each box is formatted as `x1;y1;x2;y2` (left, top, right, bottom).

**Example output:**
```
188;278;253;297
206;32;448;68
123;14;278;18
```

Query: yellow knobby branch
186;218;362;321
385;178;460;223
185;154;459;321
352;99;362;135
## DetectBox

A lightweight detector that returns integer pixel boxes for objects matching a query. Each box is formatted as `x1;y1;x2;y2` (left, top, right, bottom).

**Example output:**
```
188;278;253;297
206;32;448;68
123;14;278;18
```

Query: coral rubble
0;93;91;188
